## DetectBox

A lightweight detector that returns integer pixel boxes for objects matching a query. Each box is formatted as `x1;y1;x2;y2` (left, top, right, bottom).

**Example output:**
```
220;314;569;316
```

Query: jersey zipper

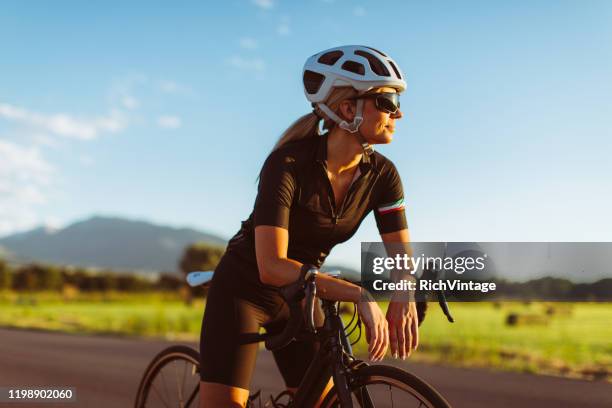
319;162;339;229
337;167;365;219
321;163;367;236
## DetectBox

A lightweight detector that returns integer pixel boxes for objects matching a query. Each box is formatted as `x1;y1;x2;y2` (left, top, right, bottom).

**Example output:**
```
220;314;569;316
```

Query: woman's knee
199;381;249;408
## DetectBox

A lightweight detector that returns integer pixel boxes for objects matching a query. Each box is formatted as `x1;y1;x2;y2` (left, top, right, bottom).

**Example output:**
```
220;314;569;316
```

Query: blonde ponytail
273;87;361;151
273;112;320;151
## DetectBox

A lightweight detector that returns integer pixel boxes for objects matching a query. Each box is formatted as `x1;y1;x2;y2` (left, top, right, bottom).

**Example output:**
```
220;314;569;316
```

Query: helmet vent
341;60;365;75
303;70;326;94
366;47;387;57
388;60;402;79
354;50;390;77
318;51;343;66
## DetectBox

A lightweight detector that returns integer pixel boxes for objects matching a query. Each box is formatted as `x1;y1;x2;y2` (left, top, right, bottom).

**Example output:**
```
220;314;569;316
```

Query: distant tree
39;265;63;292
179;242;224;274
526;277;573;300
179;242;224;303
0;259;12;290
157;273;182;291
13;264;41;291
10;264;63;291
62;268;86;288
96;271;118;292
116;274;151;292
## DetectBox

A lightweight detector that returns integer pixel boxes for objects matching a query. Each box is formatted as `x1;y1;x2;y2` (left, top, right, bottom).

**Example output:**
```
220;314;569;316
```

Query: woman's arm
255;225;362;302
381;228;419;360
255;225;389;361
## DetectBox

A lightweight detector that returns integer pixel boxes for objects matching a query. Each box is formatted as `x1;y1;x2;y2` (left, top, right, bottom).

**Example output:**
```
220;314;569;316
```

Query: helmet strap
316;99;374;155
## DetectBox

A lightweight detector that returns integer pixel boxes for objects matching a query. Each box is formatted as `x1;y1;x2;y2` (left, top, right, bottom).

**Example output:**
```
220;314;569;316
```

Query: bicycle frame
290;299;372;408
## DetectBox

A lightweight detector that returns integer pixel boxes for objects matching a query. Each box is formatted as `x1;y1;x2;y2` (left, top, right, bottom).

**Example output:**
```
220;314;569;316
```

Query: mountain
0;216;227;273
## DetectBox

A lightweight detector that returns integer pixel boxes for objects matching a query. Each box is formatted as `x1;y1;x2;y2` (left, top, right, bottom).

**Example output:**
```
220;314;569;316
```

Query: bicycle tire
134;345;201;408
320;364;452;408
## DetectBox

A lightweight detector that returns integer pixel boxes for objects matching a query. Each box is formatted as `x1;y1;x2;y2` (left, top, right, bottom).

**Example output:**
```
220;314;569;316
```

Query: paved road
0;328;610;407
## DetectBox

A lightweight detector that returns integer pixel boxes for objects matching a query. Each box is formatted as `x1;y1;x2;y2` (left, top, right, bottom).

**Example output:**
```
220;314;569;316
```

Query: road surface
0;328;610;407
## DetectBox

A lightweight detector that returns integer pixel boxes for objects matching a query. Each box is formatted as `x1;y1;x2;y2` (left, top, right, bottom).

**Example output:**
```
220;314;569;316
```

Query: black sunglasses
351;92;400;114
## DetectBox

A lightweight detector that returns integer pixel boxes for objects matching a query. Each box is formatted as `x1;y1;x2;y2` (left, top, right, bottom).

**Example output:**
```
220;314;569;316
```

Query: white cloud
122;96;139;109
31;133;61;148
158;80;180;93
252;0;273;9
158;80;194;96
277;23;290;36
353;6;366;17
0;103;127;140
277;16;291;36
0;140;55;236
107;75;148;110
157;115;182;129
239;37;259;50
0;140;53;183
228;55;266;73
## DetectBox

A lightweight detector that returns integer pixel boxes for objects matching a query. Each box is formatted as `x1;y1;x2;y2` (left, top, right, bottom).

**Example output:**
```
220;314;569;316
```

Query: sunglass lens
376;93;400;113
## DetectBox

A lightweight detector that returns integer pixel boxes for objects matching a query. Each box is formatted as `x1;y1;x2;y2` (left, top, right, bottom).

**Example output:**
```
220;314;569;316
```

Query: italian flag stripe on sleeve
377;198;405;215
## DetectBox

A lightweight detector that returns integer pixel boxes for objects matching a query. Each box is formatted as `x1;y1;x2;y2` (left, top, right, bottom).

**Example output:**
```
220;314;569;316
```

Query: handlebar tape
264;278;306;351
265;300;303;350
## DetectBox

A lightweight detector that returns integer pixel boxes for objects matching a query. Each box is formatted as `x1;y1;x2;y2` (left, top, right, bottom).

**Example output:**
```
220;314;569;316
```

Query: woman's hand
356;290;389;361
386;298;419;359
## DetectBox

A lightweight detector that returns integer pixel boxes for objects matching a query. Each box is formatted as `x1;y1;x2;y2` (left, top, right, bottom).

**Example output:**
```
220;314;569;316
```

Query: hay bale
544;304;573;317
505;312;549;326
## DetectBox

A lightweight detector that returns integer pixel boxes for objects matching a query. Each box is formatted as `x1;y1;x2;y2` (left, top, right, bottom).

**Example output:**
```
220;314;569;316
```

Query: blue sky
1;0;611;270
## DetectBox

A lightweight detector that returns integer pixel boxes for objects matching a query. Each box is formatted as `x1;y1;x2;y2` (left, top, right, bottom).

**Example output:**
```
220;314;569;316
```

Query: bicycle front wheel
321;364;452;408
134;345;201;408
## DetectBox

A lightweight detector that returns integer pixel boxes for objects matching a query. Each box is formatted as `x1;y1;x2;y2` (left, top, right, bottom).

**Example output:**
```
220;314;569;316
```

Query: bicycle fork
323;301;374;408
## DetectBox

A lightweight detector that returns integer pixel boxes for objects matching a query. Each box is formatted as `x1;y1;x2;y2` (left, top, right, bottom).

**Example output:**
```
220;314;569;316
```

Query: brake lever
433;268;455;323
304;279;317;333
436;288;455;323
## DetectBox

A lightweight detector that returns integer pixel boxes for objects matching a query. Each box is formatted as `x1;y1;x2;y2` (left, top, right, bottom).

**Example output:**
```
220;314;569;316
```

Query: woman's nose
391;109;403;119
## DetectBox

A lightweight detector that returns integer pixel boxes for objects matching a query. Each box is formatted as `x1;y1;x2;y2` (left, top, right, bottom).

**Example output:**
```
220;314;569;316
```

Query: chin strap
316;99;374;156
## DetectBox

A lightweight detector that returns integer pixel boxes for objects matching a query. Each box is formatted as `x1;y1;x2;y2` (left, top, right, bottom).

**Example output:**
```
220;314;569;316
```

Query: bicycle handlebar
264;277;307;351
264;267;454;351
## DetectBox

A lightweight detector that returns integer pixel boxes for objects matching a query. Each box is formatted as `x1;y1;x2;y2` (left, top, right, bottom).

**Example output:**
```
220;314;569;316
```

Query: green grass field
355;302;612;381
0;291;204;341
0;291;610;380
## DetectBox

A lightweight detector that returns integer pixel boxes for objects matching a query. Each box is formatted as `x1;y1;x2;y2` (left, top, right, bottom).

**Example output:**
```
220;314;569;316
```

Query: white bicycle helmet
303;45;406;104
303;45;406;153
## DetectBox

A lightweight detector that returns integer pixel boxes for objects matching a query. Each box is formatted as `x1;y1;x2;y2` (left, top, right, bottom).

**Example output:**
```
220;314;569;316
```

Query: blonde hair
273;87;359;151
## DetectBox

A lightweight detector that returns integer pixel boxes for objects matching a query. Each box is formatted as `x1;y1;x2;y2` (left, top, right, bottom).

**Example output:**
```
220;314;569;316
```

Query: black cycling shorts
199;253;323;390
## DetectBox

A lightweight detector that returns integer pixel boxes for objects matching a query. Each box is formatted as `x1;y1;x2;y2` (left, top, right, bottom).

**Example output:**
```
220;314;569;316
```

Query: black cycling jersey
199;132;408;389
227;132;407;278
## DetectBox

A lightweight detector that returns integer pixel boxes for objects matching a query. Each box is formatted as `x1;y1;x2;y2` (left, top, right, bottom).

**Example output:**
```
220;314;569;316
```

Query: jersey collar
316;132;374;172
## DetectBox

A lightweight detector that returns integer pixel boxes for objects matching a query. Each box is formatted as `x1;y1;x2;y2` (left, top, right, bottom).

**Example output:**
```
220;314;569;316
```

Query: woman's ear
338;99;356;122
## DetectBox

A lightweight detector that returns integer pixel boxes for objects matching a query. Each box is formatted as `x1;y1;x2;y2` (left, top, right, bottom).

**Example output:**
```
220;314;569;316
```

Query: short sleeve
374;161;408;234
253;150;297;229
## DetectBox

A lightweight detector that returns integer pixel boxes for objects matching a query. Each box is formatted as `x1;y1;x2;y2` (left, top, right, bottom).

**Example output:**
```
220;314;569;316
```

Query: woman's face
356;86;403;145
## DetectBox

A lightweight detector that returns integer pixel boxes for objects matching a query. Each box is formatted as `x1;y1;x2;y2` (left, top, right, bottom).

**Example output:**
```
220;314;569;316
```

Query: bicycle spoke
180;359;189;406
325;377;449;408
185;384;199;408
135;347;202;408
173;360;184;407
150;382;172;408
160;368;172;406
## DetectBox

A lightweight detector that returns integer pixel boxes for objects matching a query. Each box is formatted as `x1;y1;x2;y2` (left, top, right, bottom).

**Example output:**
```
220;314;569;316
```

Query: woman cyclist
199;45;419;407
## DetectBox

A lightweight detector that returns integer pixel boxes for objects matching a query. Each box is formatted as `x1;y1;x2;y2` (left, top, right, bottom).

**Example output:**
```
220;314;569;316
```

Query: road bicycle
134;268;454;407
